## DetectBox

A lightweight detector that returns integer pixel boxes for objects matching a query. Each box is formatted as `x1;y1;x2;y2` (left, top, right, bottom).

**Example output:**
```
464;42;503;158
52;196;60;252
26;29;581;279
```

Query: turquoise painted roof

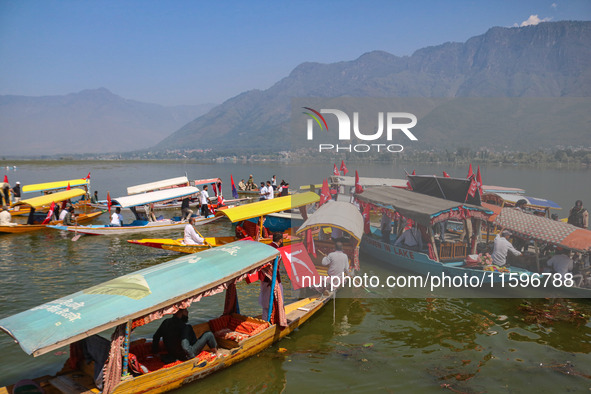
0;240;278;356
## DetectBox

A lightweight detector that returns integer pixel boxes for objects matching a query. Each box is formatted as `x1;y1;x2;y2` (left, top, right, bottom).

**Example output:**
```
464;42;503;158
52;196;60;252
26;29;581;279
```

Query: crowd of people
237;175;290;198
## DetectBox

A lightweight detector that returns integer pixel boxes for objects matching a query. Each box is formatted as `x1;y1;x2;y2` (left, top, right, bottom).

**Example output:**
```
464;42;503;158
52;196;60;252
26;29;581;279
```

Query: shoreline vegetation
2;147;591;169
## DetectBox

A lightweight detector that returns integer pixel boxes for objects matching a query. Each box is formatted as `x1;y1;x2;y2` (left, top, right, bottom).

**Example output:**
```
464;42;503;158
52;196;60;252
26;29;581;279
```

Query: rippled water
0;161;590;392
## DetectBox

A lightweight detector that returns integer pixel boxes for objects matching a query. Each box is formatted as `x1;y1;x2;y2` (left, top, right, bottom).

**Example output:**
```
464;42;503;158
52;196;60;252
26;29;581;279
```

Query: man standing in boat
110;207;124;227
491;230;521;266
265;181;274;200
567;200;588;229
199;185;211;217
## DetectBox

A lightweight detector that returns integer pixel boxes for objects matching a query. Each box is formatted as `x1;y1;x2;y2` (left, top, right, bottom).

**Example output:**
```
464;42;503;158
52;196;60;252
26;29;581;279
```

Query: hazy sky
1;0;589;106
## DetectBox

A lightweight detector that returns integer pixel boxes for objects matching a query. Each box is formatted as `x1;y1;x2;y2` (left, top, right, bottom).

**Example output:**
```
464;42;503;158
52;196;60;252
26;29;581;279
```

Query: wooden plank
48;375;94;394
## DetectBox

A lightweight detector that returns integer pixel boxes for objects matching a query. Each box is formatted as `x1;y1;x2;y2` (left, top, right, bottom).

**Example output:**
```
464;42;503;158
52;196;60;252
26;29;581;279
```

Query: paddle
72;218;81;242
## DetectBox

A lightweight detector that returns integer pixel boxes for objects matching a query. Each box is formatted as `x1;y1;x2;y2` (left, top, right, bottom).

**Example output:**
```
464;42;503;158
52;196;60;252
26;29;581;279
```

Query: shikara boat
10;177;91;216
492;207;591;296
128;192;320;253
0;189;104;234
296;200;364;275
355;186;533;286
482;192;561;217
0;240;332;394
49;186;219;236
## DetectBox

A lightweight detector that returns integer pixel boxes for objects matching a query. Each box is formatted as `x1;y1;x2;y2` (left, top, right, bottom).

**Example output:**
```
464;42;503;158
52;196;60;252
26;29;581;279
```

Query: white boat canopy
112;186;200;208
296;201;364;245
127;176;189;195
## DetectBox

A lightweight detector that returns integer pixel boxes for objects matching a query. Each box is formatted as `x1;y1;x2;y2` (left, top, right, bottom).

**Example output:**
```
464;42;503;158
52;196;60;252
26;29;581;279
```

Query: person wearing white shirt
199;185;211;217
265;181;274;200
59;208;68;221
259;182;267;201
491;230;521;266
0;206;13;226
110;207;124;227
183;217;205;245
546;249;573;279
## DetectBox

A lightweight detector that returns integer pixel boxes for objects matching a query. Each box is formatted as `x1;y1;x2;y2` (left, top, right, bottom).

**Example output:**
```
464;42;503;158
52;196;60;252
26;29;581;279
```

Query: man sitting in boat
394;224;424;251
491;230;521;266
546;248;574;280
110;207;124;227
0;206;13;226
567;200;588;229
63;206;76;226
152;308;218;363
183;217;205;245
246;175;255;191
238;179;247;191
90;190;99;204
145;203;157;222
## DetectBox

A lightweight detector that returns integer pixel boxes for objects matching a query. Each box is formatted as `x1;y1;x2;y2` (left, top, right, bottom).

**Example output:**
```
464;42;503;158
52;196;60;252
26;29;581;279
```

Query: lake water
1;160;590;392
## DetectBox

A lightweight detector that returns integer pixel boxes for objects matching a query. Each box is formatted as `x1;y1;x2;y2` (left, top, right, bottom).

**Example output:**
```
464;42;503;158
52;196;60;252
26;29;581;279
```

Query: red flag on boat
212;182;218;196
443;171;450;178
340;160;348;175
305;229;316;258
85;172;91;180
363;202;371;234
412;170;416;175
230;175;239;199
354;170;363;194
467;164;473;179
3;175;7;183
319;179;331;207
42;202;56;224
476;166;483;196
107;192;112;214
279;243;321;290
61;183;71;210
467;176;478;198
333;164;339;176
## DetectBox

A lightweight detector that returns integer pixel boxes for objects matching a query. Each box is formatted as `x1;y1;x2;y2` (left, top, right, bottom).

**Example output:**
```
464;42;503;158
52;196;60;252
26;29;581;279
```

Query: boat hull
128;236;238;253
0;210;104;234
49;215;220;235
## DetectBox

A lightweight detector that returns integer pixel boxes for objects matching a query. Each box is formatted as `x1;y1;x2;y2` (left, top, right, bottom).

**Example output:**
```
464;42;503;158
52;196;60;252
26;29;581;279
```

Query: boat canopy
221;192;320;223
355;186;492;227
330;175;407;188
127;176;189;195
0;240;279;357
112;186;200;208
22;179;90;194
495;208;591;253
296;201;364;245
15;189;87;209
194;178;222;187
482;185;525;195
407;175;481;206
484;192;561;210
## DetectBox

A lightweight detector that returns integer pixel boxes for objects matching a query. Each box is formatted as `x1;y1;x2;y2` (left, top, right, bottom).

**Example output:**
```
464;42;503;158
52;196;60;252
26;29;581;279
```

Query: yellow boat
0;240;332;393
10;177;92;216
0;189;104;234
128;192;320;253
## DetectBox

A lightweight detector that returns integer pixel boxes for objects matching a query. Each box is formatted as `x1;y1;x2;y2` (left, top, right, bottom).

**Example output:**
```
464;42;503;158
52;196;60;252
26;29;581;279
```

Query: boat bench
128;338;214;374
208;314;270;348
439;242;467;261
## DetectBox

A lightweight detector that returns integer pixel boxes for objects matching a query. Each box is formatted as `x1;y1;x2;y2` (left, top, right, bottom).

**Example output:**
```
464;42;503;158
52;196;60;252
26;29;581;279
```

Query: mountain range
1;21;590;156
0;88;215;156
156;21;591;153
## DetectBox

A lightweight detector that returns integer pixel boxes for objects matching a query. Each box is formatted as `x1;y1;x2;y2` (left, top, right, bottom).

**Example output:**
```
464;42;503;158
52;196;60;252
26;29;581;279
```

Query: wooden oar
72;219;82;242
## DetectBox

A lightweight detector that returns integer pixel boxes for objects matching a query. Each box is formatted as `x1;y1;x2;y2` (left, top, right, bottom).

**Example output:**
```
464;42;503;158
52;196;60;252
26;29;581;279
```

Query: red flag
61;183;71;210
319;179;331;206
443;171;450;178
411;170;416;175
279;243;321;290
3;175;8;183
354;170;363;194
107;192;112;214
363;203;371;234
230;175;239;199
305;229;316;258
476;166;483;196
212;182;218;196
42;202;56;224
340;160;348;175
333;164;339;176
467;176;478;198
85;172;91;180
467;164;473;179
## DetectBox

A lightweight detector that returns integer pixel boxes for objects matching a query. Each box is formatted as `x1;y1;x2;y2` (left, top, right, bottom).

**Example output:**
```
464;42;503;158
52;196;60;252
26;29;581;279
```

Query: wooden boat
296;200;364;275
49;186;220;236
482;192;561;218
127;192;320;253
0;240;333;393
492;207;591;296
355;186;533;288
0;189;104;234
10;177;92;216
